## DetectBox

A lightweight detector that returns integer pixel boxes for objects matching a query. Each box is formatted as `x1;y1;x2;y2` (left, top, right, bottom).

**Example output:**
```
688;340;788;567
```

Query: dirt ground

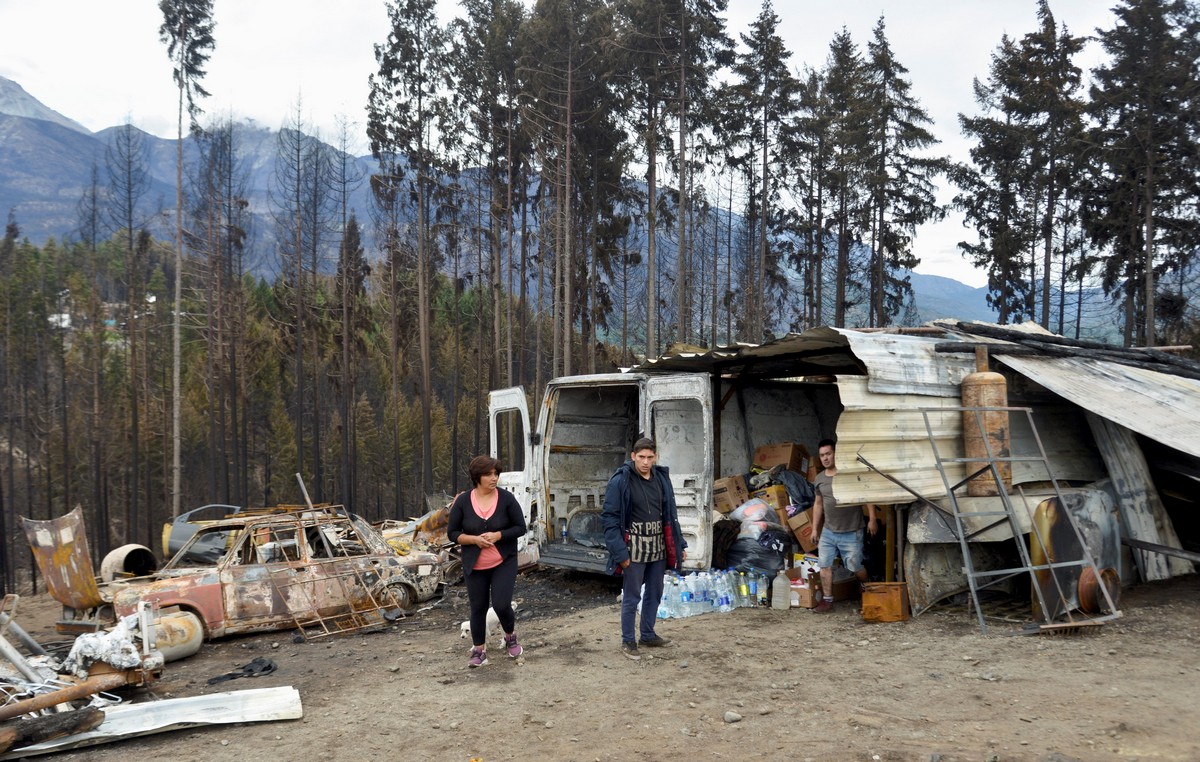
7;568;1200;762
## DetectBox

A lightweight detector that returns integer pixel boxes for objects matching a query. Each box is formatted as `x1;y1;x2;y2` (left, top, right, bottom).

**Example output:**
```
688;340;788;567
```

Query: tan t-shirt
813;470;862;533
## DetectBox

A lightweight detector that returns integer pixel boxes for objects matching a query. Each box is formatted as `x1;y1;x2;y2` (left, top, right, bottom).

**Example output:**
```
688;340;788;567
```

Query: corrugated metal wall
832;376;967;505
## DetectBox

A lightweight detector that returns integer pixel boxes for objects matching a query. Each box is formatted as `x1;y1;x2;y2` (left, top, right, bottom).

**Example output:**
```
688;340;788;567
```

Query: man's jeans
620;557;666;643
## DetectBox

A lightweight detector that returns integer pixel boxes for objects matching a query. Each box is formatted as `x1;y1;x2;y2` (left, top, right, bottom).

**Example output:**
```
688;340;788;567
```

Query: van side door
489;386;536;554
643;374;713;570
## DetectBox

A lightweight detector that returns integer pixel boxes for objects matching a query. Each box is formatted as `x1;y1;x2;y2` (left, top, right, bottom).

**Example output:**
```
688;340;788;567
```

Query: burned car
24;505;443;643
160;502;244;562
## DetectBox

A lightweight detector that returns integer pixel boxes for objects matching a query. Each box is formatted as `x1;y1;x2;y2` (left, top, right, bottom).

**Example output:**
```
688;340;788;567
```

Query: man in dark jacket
601;437;687;661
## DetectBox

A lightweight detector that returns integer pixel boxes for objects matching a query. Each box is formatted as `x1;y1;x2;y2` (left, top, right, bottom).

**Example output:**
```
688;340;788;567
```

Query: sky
0;0;1121;288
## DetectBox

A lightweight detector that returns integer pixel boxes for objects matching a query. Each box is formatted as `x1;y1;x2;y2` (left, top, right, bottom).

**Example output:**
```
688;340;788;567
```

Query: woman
447;455;528;667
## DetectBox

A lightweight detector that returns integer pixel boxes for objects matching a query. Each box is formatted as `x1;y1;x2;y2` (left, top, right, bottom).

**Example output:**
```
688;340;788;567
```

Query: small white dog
459;608;502;642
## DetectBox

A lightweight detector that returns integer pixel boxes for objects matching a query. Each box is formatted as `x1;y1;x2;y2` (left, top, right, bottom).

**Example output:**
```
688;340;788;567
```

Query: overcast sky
0;0;1120;288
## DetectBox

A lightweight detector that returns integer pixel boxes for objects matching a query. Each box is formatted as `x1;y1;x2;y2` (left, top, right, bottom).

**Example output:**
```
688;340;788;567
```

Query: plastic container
770;572;790;610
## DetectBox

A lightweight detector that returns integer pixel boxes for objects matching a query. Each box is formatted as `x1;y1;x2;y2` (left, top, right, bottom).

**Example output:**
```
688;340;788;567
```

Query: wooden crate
861;582;910;622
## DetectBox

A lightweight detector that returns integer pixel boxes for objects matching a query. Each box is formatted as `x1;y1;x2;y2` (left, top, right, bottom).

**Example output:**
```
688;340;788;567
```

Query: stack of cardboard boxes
750;442;818;553
713;441;843;607
712;444;907;616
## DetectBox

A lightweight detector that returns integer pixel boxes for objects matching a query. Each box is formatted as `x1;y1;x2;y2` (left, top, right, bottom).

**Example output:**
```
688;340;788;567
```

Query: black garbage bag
725;536;785;573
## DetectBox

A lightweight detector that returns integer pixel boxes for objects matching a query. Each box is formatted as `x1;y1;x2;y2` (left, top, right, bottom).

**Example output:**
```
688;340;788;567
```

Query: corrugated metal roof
630;325;1197;497
637;327;981;393
633;327;866;378
995;354;1200;460
837;329;977;396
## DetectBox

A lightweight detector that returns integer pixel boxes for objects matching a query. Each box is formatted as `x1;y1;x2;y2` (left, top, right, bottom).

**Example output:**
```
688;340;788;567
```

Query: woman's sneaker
468;647;488;668
504;633;523;658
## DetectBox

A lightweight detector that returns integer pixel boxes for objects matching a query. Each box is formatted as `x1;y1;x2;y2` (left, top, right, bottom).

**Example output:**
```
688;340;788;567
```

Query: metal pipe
0;633;44;685
0;671;130;722
0;613;49;657
296;473;315;511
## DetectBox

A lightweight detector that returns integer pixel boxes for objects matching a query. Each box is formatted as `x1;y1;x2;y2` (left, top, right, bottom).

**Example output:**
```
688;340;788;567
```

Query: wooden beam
1086;413;1194;581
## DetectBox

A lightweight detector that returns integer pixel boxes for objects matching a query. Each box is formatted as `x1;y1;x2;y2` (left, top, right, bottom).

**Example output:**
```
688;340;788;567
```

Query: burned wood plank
0;708;104;754
935;334;1200;381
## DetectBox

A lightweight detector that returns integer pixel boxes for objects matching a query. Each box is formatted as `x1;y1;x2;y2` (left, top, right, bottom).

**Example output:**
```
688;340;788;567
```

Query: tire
378;580;415;611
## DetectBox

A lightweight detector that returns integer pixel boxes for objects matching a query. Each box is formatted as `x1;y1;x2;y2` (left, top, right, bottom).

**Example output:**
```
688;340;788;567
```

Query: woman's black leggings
466;553;518;647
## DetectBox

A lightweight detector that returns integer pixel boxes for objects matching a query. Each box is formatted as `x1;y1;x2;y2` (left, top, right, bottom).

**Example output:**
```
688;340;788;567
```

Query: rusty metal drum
960;371;1011;497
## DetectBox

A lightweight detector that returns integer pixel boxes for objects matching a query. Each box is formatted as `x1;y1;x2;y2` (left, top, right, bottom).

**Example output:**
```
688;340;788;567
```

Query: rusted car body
26;506;443;640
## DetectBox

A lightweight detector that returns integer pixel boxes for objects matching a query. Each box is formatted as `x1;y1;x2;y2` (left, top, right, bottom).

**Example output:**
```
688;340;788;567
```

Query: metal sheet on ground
1;686;303;758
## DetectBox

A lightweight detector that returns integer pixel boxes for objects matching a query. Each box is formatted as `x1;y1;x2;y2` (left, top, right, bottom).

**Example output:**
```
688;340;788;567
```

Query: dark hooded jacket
600;460;687;575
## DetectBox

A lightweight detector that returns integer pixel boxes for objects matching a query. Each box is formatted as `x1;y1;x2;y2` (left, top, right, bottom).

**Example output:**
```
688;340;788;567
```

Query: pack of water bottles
656;568;773;618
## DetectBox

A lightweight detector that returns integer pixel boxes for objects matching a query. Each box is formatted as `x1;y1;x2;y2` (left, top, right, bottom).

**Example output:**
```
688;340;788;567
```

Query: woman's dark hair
469;455;502;485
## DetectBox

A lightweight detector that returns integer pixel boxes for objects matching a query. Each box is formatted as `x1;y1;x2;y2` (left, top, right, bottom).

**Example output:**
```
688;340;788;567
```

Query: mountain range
0;74;1011;327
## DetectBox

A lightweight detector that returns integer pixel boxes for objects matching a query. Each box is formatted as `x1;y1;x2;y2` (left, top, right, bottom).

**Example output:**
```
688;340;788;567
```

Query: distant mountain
5;75;1138;334
906;270;996;323
0;77;377;273
0;77;90;135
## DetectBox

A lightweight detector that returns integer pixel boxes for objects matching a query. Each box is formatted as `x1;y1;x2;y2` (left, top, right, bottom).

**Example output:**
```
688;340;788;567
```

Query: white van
489;371;838;574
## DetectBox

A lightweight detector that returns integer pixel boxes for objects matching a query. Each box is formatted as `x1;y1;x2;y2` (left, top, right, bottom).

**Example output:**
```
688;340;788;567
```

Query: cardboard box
788;567;860;603
713;474;749;514
828;576;861;602
785;568;821;608
787;508;817;552
773;505;790;529
753;442;816;482
784;567;814;584
862;582;910;622
750;485;789;513
792;584;821;608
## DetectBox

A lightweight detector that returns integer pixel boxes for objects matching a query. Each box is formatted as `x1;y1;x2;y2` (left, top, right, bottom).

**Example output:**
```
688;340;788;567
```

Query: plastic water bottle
737;571;750;607
657;577;672;619
673;575;687;618
689;574;704;616
716;571;734;613
715;571;734;614
757;571;769;607
747;570;759;606
660;575;678;618
698;572;714;614
678;575;693;617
